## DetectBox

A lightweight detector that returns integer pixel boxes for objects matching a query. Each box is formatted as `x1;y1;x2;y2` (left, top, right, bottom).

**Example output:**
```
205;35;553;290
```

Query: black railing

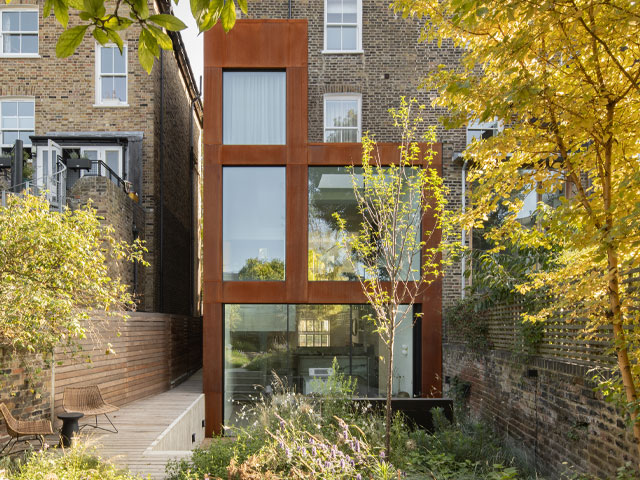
83;160;127;191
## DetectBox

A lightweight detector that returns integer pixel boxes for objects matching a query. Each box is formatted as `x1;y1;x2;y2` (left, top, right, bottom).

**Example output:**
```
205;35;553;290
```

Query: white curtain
223;71;286;145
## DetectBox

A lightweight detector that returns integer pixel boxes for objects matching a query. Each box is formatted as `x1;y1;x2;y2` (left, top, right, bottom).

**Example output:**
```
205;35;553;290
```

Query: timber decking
80;370;203;480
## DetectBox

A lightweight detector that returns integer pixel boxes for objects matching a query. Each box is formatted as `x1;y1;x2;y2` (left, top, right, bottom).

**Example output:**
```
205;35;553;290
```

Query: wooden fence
52;312;202;416
453;268;640;367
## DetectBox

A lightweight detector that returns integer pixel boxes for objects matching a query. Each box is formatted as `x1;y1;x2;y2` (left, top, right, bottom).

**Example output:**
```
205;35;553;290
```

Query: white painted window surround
95;43;128;107
0;7;39;57
323;0;363;54
0;97;35;150
323;93;361;143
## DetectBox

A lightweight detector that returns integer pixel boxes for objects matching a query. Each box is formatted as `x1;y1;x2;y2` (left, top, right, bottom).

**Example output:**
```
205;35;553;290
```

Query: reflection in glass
223;167;286;281
224;303;413;428
224;304;289;426
308;166;364;281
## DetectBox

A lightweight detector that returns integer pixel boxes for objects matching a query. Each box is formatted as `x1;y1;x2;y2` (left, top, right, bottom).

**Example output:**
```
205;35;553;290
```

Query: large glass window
1;99;34;152
324;94;361;143
324;0;361;52
96;44;128;106
0;10;38;55
224;303;413;427
308;166;364;281
223;167;286;281
223;71;286;145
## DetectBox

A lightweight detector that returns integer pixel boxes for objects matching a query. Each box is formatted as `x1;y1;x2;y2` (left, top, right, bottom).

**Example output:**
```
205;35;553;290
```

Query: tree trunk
385;309;395;459
607;245;640;466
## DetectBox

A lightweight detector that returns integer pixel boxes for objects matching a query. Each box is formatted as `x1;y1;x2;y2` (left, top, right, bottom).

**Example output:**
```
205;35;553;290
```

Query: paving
80;371;203;480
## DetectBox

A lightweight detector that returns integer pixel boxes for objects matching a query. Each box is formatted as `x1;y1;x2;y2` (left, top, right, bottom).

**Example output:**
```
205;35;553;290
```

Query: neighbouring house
0;0;203;316
201;0;473;435
0;0;203;438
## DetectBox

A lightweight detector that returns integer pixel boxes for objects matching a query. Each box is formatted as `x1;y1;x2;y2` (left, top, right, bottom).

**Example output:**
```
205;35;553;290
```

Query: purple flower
380;450;385;459
311;446;317;456
356;474;362;480
354;440;361;452
279;441;285;450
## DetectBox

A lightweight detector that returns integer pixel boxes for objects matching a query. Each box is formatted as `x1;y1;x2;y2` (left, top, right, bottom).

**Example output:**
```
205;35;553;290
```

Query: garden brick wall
0;312;202;440
0;0;202;315
443;343;639;478
68;175;147;302
244;0;467;306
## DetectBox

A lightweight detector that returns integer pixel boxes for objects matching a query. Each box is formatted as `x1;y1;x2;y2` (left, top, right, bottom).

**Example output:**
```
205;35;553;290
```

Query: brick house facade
0;0;203;315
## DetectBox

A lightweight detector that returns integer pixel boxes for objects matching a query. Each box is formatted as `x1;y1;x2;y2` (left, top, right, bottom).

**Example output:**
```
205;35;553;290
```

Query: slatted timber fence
52;312;202;418
450;268;640;367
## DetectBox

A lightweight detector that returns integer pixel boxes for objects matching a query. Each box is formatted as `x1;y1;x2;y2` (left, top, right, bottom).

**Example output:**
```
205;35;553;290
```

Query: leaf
53;0;69;29
140;27;160;58
147;24;173;50
148;13;187;31
138;41;155;74
106;29;123;52
131;0;149;20
56;24;89;58
190;0;209;19
102;16;133;31
237;0;247;15
220;0;236;31
83;0;104;17
43;0;54;18
92;26;109;44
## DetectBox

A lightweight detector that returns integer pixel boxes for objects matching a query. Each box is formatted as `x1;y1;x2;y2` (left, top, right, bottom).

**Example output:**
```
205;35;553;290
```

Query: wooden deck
79;370;203;480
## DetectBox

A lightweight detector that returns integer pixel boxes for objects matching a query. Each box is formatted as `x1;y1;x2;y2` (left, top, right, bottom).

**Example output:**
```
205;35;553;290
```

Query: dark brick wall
154;49;201;315
443;343;639;478
243;0;466;306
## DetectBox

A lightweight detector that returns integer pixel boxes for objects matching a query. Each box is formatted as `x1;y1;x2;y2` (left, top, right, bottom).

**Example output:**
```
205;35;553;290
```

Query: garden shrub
166;365;532;480
4;444;143;480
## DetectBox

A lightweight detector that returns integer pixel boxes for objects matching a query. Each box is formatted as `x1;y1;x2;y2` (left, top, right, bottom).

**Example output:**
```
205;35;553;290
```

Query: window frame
323;0;363;54
323;93;362;143
222;70;287;145
0;96;35;151
0;6;39;58
466;119;503;145
79;146;124;180
95;42;129;107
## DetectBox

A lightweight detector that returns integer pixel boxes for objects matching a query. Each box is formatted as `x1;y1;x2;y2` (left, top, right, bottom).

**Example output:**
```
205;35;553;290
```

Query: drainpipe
189;76;202;316
159;50;165;312
460;159;468;298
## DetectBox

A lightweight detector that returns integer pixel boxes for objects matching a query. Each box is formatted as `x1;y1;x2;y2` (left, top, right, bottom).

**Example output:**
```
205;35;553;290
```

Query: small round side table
58;412;84;447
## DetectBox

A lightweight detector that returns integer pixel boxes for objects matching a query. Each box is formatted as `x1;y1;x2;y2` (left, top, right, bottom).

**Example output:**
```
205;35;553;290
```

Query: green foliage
167;367;532;480
16;0;245;73
392;0;640;453
237;257;285;281
166;437;236;480
0;194;146;360
5;444;143;480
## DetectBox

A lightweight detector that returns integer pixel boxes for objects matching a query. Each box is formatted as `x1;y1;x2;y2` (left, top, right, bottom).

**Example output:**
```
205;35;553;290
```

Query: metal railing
82;160;127;191
1;160;67;212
